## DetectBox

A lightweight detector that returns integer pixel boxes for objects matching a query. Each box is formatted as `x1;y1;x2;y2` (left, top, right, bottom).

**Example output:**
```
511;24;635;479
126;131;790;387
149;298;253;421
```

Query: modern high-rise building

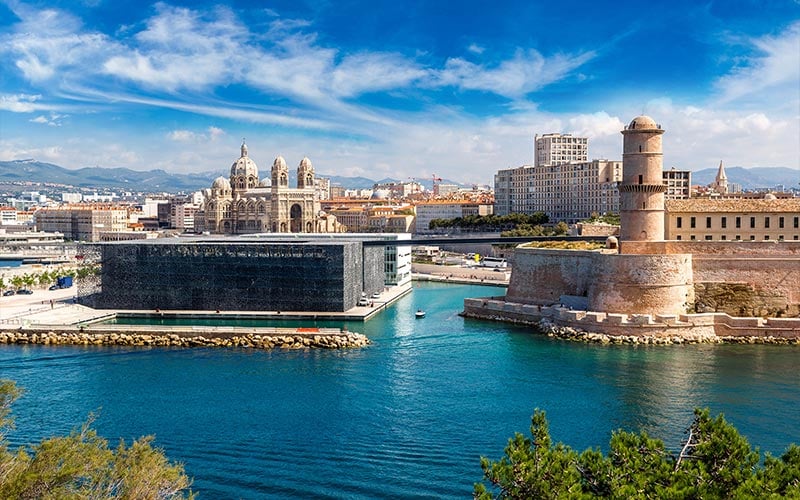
663;168;692;200
493;160;621;222
534;133;588;167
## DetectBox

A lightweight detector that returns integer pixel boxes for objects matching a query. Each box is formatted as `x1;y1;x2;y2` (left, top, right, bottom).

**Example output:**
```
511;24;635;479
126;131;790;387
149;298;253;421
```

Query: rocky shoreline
0;330;371;349
462;311;800;346
538;319;800;345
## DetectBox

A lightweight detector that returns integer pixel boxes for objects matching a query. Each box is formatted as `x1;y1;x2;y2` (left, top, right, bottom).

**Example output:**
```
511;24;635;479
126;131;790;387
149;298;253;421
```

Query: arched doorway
290;204;303;232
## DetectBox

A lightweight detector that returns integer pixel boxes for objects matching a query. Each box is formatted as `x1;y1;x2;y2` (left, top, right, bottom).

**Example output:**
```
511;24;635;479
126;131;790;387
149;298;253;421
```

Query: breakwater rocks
0;330;370;349
537;319;800;346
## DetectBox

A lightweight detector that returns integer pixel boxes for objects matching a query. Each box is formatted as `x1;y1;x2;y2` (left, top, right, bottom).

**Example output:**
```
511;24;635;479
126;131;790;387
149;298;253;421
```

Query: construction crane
431;174;443;196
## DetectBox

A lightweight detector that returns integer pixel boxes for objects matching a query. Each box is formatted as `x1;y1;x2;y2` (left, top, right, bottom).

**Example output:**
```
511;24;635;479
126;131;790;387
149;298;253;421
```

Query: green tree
475;408;800;499
10;276;23;290
0;380;193;499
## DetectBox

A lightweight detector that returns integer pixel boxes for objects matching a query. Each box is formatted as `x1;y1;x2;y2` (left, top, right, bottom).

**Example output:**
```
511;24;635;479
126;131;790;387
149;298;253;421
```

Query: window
721;217;727;229
750;235;755;240
690;217;696;229
721;235;726;240
779;217;785;228
795;217;799;229
705;235;713;240
677;217;682;228
638;174;643;184
765;217;770;229
779;235;784;241
676;235;682;240
690;235;696;240
750;217;756;229
764;235;770;240
736;217;741;228
706;217;711;229
735;235;741;240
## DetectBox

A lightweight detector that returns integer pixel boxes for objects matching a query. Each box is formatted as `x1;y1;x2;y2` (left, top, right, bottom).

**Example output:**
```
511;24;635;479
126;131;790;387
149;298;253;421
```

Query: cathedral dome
299;157;313;170
273;156;287;170
230;141;258;179
628;115;658;130
212;176;231;190
258;178;271;187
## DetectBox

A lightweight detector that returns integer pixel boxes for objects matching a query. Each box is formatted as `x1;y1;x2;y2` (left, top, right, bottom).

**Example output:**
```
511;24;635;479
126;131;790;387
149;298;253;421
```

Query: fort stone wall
505;248;596;305
588;253;694;315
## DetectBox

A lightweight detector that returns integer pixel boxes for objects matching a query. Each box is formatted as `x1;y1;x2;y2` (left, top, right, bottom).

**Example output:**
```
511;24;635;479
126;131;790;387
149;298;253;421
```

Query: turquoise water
1;282;799;498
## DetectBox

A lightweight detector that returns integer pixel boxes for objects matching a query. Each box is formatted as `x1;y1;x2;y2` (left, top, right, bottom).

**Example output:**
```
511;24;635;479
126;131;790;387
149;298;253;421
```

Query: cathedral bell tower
297;157;315;189
620;115;666;242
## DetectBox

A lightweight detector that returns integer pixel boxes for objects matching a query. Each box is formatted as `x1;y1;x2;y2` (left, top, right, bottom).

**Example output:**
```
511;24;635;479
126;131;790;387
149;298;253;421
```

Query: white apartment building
663;168;692;200
534;133;588;167
494;160;621;222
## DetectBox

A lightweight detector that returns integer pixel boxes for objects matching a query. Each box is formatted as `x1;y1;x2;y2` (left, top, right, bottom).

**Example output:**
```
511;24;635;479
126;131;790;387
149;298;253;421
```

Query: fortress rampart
463;298;800;342
506;248;694;316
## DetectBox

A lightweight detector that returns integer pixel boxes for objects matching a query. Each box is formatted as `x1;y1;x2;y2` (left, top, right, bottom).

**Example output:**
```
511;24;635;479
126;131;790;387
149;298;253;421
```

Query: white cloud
435;49;596;98
715;21;800;105
2;4;118;82
0;94;42;112
168;126;227;143
331;53;428;97
28;112;65;126
467;43;485;55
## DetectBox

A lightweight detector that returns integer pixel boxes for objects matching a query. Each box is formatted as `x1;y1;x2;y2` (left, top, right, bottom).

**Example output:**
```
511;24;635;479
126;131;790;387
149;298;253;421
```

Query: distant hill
691;166;799;190
0;159;463;193
0;159;219;192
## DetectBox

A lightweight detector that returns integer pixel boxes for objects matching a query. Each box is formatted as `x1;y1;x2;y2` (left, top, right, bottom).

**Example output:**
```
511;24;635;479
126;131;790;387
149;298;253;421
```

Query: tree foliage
429;213;549;232
582;212;621;226
475;408;800;499
0;380;193;499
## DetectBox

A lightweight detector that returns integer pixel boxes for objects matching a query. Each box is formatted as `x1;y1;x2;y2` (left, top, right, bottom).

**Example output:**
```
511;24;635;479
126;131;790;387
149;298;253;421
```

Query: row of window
676;216;800;230
676;235;800;241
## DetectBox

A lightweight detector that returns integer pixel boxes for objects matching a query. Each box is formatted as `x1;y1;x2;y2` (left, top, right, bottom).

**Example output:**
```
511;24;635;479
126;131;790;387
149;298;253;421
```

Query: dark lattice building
82;238;385;312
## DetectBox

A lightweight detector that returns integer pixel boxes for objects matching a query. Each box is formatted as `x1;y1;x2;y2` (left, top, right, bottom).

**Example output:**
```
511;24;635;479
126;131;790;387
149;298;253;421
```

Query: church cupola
297;157;315;189
229;139;259;193
271;156;289;189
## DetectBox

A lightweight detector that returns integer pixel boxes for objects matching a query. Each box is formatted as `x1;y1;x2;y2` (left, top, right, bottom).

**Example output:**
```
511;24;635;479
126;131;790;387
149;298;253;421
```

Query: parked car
16;289;33;295
2;290;15;296
49;285;60;290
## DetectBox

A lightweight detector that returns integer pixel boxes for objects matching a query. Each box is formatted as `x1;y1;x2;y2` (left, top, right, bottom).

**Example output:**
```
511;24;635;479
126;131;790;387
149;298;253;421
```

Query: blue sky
0;0;798;185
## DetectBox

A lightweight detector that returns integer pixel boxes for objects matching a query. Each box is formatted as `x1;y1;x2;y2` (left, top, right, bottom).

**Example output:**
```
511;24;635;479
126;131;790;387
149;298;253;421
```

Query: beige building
414;200;493;234
199;142;344;234
494;160;621;222
534;133;588;167
35;205;129;241
665;197;800;241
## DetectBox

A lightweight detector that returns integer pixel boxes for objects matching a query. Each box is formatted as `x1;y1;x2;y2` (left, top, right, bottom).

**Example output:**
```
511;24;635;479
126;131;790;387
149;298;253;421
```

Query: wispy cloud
2;3;593;125
435;49;596;98
0;93;43;112
168;126;226;142
715;21;800;104
29;112;66;126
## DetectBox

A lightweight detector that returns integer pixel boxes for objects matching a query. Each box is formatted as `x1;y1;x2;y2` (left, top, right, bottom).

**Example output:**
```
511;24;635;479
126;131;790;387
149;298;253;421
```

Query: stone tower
620;115;666;241
297;157;314;189
713;160;728;194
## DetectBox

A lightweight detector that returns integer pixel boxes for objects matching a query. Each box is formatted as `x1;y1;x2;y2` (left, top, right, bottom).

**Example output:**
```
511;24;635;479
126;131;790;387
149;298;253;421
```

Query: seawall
462;298;800;345
0;326;370;349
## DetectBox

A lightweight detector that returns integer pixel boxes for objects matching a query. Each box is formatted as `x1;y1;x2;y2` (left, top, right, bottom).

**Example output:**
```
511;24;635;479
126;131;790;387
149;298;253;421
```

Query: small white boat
415;309;426;318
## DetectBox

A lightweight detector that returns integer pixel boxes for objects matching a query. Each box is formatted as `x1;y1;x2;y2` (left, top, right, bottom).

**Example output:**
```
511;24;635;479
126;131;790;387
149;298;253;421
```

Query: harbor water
1;282;799;498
